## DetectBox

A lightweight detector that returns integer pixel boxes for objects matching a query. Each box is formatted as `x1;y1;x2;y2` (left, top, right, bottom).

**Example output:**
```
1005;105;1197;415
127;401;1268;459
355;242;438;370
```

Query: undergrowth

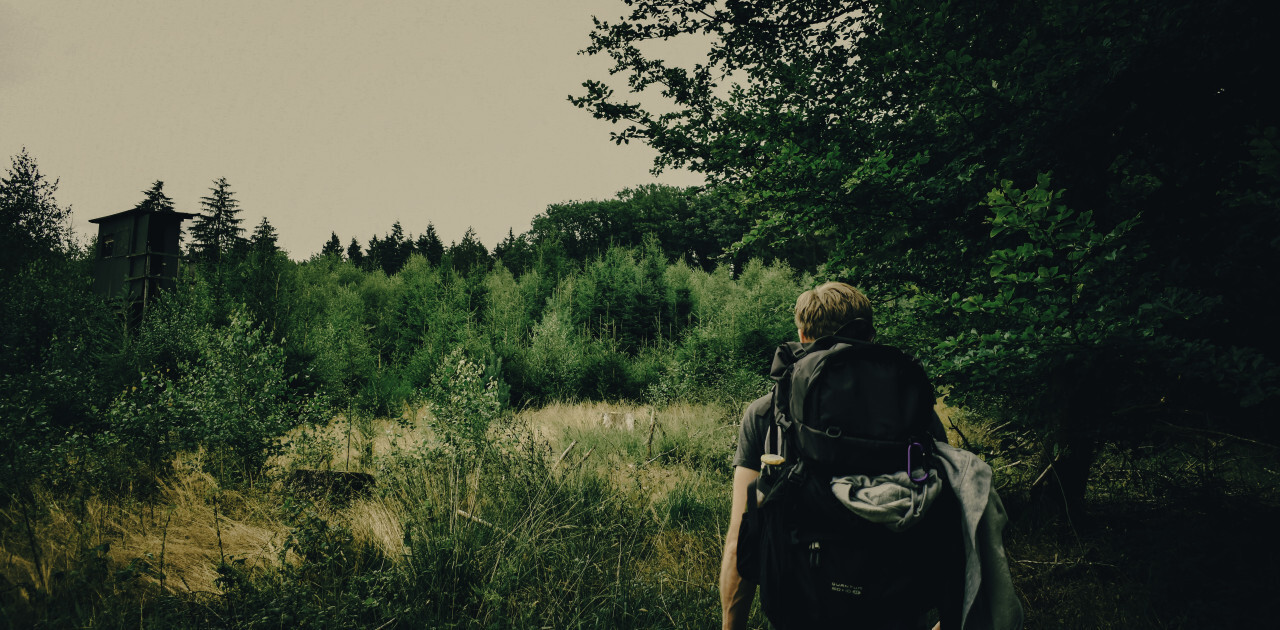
2;400;1275;628
1;402;744;629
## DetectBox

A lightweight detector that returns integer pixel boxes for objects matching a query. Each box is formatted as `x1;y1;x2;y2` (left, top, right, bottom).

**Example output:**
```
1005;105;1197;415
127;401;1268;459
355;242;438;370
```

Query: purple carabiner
907;442;930;483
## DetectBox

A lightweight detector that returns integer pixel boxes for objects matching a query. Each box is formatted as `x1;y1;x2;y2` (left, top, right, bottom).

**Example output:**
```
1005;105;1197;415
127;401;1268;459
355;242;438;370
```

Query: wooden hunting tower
89;205;197;313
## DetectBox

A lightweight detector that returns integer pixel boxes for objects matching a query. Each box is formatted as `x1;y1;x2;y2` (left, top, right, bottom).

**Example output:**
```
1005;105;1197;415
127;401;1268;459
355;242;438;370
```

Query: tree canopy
0;149;71;271
415;222;445;267
347;237;365;267
449;227;490;272
320;232;344;259
250;216;280;253
574;0;1280;507
132;180;175;214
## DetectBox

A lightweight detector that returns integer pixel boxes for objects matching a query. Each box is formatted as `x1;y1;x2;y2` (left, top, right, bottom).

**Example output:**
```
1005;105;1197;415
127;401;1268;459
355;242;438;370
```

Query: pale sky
1;0;705;259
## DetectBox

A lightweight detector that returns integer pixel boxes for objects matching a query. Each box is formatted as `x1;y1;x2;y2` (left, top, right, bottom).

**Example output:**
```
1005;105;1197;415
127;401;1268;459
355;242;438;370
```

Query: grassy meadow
5;398;1275;628
2;402;746;628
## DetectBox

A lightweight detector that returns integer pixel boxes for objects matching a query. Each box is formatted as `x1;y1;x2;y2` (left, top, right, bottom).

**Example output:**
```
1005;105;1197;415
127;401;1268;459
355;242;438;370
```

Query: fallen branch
555;440;578;467
1156;420;1278;450
944;411;972;451
1030;461;1056;489
990;421;1015;434
642;447;678;467
456;509;508;536
1014;558;1117;569
565;447;596;474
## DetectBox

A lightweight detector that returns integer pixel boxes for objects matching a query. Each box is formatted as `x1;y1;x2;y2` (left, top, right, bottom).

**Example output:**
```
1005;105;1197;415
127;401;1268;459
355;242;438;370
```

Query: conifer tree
366;234;384;272
133;181;174;213
416;222;444;267
365;221;413;274
450;226;489;272
492;228;533;276
189;177;246;264
320;232;344;259
250;217;279;254
347;237;364;267
385;221;411;274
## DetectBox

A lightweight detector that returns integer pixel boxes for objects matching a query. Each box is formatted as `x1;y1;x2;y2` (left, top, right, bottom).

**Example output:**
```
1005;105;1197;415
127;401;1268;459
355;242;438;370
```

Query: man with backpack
720;282;1022;630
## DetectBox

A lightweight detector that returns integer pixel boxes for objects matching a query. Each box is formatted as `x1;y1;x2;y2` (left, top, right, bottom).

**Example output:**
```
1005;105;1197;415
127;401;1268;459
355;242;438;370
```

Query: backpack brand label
830;582;863;595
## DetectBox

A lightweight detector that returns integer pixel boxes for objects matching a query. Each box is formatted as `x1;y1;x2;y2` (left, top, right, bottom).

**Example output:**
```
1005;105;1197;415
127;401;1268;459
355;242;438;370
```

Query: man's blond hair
794;282;873;340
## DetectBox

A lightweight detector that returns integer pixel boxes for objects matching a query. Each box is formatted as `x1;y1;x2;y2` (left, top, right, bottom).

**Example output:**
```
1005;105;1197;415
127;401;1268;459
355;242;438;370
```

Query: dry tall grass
0;452;287;600
25;398;1243;627
1;401;732;605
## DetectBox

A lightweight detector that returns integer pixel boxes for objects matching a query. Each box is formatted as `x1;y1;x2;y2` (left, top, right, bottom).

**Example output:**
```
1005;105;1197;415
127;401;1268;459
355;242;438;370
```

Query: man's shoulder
734;391;775;470
743;392;773;420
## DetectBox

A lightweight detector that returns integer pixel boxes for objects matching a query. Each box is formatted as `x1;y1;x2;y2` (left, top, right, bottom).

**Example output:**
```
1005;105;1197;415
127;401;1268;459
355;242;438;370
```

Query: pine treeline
0;152;801;497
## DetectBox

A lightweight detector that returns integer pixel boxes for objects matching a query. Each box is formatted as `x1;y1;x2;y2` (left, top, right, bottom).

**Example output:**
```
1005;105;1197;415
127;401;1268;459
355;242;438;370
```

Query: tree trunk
1032;361;1104;518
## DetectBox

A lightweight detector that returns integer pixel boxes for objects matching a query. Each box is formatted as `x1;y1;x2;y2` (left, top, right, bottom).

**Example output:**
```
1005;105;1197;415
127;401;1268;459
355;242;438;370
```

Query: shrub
101;309;329;485
0;261;118;497
425;347;504;454
524;293;586;402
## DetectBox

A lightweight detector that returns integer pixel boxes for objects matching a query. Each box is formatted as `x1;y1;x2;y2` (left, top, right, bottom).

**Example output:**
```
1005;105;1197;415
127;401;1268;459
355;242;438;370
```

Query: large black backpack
737;336;962;629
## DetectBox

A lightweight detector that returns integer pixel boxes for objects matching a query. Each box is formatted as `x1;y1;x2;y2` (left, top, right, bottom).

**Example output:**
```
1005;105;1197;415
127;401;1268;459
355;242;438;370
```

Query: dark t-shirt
732;393;774;471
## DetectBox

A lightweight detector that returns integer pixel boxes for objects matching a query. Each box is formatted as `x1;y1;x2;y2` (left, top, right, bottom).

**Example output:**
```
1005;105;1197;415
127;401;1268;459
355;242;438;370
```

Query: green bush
523;289;586;402
180;311;325;480
425;347;505;454
572;242;676;354
294;284;377;400
579;338;644;401
101;309;328;485
0;260;118;496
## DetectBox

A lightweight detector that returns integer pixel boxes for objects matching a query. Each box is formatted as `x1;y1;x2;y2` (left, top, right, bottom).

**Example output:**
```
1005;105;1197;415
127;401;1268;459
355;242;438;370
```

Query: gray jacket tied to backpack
830;441;1023;630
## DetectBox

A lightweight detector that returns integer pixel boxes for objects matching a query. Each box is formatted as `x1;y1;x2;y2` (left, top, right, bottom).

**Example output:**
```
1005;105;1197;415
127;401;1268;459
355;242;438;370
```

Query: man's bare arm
720;466;760;630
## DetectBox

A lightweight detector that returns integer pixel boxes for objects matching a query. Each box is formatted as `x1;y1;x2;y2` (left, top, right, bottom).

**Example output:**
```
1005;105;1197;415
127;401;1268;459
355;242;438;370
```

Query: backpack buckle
907;442;930;484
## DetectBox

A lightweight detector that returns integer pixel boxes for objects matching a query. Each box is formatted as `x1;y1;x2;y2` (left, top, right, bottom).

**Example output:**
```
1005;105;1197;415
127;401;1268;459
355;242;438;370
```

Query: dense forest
3;160;819;477
3;0;1279;627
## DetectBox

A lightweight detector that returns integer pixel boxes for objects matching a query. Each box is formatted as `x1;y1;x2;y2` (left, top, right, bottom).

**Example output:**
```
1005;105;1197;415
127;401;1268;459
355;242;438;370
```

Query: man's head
794;282;873;342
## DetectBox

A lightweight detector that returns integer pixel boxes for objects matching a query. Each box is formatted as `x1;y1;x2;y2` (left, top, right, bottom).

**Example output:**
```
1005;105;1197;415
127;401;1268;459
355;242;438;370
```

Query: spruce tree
133;181;174;213
492;228;533;276
250;217;279;254
189;177;246;264
320;232;344;259
365;234;384;272
450;227;489;272
347;237;364;267
384;221;410;274
416;222;444;267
